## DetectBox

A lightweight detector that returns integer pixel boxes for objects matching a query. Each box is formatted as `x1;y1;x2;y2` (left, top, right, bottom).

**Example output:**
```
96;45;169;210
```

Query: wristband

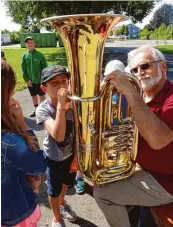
57;107;65;111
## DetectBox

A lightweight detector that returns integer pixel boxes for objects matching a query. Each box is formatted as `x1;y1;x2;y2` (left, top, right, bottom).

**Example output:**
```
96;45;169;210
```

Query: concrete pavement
106;39;173;47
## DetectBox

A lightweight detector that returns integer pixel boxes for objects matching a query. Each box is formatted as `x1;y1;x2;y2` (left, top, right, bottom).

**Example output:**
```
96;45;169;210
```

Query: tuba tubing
41;14;142;185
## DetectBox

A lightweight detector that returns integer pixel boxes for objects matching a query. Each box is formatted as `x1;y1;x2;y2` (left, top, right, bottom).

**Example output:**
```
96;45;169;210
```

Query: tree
10;31;20;44
151;24;173;40
1;29;10;34
139;26;150;39
5;1;156;32
166;25;173;40
149;4;173;30
4;2;42;33
114;25;128;37
1;29;20;43
123;25;129;36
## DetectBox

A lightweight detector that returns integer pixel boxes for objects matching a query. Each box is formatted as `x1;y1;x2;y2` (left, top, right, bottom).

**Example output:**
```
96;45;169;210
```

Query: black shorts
28;83;45;97
46;155;75;198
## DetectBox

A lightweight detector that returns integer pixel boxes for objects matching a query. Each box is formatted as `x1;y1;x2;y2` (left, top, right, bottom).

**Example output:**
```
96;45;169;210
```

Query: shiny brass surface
41;14;142;185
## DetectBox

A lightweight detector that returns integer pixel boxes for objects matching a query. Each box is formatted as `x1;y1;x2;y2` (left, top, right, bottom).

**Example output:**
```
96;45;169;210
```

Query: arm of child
36;88;68;142
43;109;66;142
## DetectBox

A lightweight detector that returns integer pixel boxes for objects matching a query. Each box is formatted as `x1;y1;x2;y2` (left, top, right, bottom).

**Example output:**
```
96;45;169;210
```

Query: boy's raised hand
57;88;68;109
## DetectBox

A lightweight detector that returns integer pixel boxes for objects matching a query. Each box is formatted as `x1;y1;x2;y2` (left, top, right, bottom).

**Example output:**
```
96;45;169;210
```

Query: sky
1;0;173;32
135;0;173;29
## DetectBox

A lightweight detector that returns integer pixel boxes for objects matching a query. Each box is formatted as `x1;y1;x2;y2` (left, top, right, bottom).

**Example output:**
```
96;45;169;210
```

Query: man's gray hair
127;45;165;70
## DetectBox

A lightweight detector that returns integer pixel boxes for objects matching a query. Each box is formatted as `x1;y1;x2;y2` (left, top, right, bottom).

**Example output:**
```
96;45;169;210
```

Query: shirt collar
148;79;173;104
29;49;36;53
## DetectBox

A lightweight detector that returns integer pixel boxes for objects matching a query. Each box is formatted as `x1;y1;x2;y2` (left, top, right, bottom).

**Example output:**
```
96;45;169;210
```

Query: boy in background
21;36;48;117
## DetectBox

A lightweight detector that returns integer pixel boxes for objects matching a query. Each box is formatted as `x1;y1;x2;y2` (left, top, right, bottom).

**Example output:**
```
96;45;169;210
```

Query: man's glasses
130;60;162;74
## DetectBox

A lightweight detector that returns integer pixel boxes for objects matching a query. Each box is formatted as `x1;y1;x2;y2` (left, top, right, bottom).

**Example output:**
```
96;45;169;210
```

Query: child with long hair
1;59;47;227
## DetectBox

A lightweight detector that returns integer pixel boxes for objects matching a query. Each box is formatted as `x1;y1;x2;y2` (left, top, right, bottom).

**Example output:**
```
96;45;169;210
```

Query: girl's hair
1;59;38;150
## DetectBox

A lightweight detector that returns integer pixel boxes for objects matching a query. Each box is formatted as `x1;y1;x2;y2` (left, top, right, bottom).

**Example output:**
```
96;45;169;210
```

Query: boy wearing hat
21;36;48;117
36;65;77;227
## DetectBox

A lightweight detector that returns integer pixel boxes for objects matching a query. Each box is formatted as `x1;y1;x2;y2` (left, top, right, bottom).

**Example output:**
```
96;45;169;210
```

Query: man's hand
104;70;134;96
27;80;33;87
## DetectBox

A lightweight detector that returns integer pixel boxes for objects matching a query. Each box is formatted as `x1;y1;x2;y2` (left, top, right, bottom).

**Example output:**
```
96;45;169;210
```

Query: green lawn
156;45;173;54
3;48;67;90
3;45;173;91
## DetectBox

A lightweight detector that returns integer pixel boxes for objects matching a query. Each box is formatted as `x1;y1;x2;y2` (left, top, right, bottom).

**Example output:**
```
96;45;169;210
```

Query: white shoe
52;220;66;227
60;202;77;222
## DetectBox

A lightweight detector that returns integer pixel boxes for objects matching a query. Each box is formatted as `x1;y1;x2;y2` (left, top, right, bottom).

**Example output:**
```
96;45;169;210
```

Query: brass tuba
41;14;142;185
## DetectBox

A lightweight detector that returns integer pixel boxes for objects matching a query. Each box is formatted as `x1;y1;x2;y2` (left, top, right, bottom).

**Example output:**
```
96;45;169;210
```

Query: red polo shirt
137;80;173;195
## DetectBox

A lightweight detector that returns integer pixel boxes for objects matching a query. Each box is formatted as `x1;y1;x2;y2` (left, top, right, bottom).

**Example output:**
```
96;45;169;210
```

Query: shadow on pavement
66;178;94;197
37;177;93;209
38;174;50;209
74;216;98;227
66;186;76;196
24;117;44;132
84;183;94;197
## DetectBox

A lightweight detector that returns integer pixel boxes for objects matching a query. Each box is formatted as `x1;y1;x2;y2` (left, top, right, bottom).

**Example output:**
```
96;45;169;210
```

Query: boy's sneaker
29;109;36;117
76;177;85;194
52;220;66;227
60;202;77;222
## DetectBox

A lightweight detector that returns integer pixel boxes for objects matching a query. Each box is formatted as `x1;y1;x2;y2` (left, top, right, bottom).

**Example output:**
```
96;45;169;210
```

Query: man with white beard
94;45;173;227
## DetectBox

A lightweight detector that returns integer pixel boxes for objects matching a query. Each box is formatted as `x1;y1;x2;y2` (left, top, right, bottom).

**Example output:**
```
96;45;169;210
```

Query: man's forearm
126;90;173;149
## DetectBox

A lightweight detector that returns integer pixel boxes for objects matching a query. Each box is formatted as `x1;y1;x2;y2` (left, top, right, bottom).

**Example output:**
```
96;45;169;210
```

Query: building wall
128;24;140;39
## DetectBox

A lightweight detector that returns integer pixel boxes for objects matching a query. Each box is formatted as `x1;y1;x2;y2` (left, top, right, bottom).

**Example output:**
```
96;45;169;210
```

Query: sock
77;176;84;181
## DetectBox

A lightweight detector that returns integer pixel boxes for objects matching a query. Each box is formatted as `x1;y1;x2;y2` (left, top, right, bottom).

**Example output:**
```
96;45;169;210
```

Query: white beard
141;65;162;91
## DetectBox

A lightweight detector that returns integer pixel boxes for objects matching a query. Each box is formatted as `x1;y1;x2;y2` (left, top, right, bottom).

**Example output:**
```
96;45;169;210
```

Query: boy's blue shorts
46;155;74;198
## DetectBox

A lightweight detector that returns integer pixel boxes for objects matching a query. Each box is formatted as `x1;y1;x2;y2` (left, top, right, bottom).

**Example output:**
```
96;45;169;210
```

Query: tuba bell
41;14;142;185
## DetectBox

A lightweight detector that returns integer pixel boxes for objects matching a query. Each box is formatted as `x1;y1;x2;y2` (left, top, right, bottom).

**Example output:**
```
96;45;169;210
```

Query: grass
3;44;173;91
3;47;67;90
156;45;173;54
